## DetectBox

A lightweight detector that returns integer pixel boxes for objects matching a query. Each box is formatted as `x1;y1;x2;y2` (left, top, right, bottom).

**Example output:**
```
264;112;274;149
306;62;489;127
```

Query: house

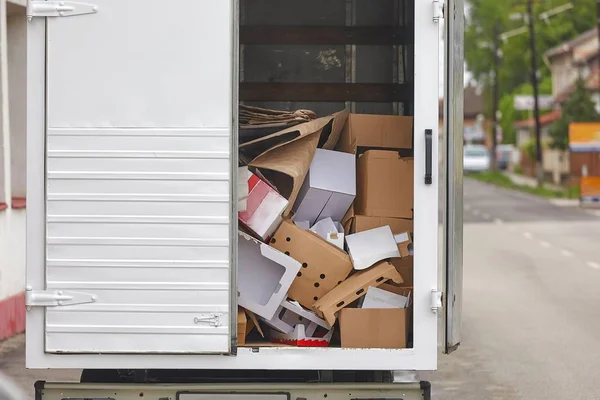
514;109;561;148
438;84;486;144
544;28;600;111
0;0;27;340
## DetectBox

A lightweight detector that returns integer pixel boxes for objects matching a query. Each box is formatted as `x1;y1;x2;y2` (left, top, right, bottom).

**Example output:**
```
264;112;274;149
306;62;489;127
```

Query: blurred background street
2;178;600;399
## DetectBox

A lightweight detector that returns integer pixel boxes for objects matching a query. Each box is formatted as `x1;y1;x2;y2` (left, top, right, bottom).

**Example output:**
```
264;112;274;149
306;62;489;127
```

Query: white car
463;145;491;172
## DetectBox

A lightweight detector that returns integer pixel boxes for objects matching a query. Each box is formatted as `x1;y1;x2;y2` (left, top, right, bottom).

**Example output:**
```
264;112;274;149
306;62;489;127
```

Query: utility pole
491;24;501;172
597;0;600;84
527;0;544;187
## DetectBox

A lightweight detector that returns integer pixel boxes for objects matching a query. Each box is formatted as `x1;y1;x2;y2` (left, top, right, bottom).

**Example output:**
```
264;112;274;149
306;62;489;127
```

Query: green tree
548;77;600;150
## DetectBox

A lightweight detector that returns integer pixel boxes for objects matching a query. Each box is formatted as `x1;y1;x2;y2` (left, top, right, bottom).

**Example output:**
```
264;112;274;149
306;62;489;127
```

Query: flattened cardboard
345;226;400;270
293;149;356;225
238;170;289;240
268;324;334;348
238;308;265;347
362;286;409;309
337;114;413;154
238;232;302;320
270;220;353;308
339;308;407;349
244;111;348;216
312;261;403;325
356;150;413;219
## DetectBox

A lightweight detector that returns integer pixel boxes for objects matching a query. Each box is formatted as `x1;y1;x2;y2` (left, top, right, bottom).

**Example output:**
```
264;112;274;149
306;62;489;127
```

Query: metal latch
433;0;444;23
27;1;98;20
194;314;223;327
431;290;443;313
25;287;97;309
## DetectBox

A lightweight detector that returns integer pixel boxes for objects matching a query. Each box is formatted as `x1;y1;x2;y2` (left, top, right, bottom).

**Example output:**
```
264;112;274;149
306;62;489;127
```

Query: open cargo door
442;0;464;354
26;0;236;355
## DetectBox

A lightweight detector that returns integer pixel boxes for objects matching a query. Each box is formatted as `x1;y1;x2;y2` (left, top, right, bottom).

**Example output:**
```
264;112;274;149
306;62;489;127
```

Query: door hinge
433;0;444;23
27;1;99;20
193;313;223;327
431;289;443;313
25;287;97;309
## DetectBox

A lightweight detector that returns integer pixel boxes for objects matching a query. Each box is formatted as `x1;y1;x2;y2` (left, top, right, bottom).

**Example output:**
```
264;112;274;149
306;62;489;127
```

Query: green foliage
549;77;600;150
522;138;538;161
465;0;597;119
467;171;572;198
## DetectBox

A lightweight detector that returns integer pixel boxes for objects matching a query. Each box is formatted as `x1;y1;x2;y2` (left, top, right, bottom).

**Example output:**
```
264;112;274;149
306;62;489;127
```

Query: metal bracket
433;0;444;23
193;313;223;327
25;287;97;309
431;289;443;314
27;1;98;20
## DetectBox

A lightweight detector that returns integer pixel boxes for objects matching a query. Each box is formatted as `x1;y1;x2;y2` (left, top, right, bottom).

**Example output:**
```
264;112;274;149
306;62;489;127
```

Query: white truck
23;0;464;399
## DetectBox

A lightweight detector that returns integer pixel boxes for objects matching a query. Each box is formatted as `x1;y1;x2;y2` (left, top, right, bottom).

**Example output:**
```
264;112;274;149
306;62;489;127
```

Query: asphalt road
2;178;600;399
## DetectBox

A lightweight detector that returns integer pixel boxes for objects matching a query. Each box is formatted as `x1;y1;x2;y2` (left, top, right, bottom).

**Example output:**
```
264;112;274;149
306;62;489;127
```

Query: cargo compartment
236;0;417;350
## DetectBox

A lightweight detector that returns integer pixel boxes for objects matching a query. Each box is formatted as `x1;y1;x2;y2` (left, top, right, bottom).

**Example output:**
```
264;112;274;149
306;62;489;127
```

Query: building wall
0;3;27;339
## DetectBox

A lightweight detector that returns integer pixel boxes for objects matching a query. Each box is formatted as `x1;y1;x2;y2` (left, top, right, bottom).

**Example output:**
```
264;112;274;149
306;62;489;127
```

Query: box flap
345;226;400;270
270;220;353;308
351;215;413;235
312;261;403;325
337;114;413;154
362;286;409;309
310;217;345;249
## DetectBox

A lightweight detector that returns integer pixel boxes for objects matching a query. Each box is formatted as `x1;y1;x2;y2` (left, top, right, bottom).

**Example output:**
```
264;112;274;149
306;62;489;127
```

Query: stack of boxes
236;111;414;349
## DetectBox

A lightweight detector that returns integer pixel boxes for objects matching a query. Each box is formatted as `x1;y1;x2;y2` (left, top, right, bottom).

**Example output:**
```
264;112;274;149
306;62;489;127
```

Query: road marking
587;261;600;270
472;209;480;216
523;232;533;239
539;241;551;248
482;213;491;219
560;249;573;257
494;218;503;225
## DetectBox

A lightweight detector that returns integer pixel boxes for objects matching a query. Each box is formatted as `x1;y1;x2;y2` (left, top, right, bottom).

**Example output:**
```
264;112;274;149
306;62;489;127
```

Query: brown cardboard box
351;215;413;235
270;220;353;308
339;308;408;349
392;256;413;287
337;114;413;154
312;260;404;325
238;308;264;347
355;150;413;219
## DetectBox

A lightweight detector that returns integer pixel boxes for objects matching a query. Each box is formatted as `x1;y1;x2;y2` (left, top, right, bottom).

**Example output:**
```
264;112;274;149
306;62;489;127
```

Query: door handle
425;129;433;185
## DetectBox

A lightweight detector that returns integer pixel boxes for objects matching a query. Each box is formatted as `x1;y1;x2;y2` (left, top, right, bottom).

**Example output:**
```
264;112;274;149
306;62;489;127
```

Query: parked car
464;144;491;172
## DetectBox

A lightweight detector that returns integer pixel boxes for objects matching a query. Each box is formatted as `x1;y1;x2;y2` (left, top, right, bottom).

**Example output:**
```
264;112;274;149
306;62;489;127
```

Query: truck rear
24;0;464;398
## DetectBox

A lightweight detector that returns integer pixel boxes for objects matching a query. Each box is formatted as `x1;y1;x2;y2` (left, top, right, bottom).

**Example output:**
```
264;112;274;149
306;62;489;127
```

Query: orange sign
569;123;600;152
580;176;600;202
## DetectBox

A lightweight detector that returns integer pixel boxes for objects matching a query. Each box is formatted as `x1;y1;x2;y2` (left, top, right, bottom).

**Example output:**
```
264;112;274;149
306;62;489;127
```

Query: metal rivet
91;295;97;302
58;301;64;306
59;1;64;5
92;6;98;11
59;11;64;16
57;291;63;296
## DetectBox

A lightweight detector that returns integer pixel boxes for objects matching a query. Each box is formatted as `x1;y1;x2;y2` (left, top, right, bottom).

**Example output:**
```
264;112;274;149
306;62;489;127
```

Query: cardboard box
309;217;345;249
345;226;400;270
337;114;413;154
238;308;265;347
394;232;412;258
392;256;413;287
312;260;404;325
356;150;413;219
361;286;409;309
339;308;407;349
350;215;413;235
293;149;356;226
270;220;353;308
238;170;289;240
238;232;302;320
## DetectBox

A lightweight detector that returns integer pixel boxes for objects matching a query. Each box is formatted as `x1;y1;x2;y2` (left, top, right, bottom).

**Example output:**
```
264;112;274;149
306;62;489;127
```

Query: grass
466;171;579;199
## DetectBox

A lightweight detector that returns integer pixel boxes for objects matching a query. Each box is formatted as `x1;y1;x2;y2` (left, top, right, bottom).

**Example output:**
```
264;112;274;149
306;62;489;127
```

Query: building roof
545;28;598;60
554;63;600;103
514;109;561;129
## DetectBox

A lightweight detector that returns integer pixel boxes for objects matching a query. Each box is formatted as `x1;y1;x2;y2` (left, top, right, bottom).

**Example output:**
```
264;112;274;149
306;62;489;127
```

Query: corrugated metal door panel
43;0;234;354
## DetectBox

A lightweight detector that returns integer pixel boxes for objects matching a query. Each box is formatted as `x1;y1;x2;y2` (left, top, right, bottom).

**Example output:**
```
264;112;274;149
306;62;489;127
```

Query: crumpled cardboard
337;114;413;154
270;220;353;308
241;111;349;216
312;260;404;325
